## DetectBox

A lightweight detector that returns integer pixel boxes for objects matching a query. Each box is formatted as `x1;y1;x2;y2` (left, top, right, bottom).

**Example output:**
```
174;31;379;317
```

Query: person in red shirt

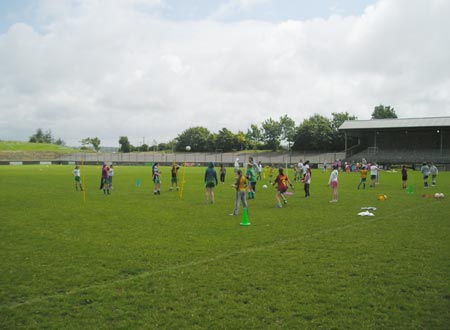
274;167;293;208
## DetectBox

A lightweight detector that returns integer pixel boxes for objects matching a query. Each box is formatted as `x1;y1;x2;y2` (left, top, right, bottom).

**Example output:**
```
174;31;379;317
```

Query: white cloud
209;0;271;20
1;0;450;146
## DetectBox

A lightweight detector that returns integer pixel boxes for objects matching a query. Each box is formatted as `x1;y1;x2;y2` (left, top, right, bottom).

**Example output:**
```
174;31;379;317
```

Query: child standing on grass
204;162;218;204
402;165;408;189
369;163;378;187
267;164;276;185
152;162;161;195
73;165;83;191
234;158;240;174
301;167;311;198
170;163;180;191
220;164;226;184
420;162;430;188
102;163;110;195
357;166;368;189
274;167;293;208
293;163;300;182
430;162;438;186
257;161;263;181
230;169;248;216
246;162;257;199
328;165;339;202
108;165;114;189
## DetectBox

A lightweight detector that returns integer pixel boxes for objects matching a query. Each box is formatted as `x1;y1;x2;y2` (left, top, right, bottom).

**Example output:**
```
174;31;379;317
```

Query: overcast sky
1;0;449;147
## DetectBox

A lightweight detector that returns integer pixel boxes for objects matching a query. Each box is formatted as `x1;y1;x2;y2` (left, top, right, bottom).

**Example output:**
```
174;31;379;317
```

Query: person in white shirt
370;163;378;188
328;165;339;202
108;165;114;189
429;162;438;186
298;160;304;179
420;162;430;188
234;158;240;174
73;165;83;191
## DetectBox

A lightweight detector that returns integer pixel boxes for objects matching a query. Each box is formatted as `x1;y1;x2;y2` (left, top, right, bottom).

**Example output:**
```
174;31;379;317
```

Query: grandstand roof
339;117;450;130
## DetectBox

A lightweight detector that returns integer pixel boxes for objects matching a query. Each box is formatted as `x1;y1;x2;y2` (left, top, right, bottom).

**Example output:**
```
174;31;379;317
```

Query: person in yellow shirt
357;166;368;189
230;169;248;216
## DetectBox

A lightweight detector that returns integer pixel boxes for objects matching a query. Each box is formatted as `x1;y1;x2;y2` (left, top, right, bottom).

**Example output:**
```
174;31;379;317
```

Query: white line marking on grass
2;204;426;310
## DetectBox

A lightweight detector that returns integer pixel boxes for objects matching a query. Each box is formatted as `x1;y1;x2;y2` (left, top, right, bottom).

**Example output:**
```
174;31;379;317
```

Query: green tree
118;136;132;153
236;131;248;151
139;144;149;152
371;105;397;119
29;128;52;143
89;137;101;151
246;124;262;149
54;138;66;146
292;114;333;151
216;128;238;152
261;118;282;151
279;115;296;151
331;112;357;150
175;127;211;152
80;137;101;151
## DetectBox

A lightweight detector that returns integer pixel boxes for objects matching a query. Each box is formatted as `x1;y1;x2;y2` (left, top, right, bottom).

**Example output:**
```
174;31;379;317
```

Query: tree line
29;105;397;152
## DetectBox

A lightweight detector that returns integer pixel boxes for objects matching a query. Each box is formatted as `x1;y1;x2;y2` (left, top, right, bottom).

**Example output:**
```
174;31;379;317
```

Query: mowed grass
0;164;449;330
0;141;78;153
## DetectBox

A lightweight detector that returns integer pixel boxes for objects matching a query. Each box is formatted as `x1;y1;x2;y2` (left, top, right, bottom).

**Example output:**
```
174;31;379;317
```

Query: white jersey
370;165;378;176
328;169;338;184
234;159;240;171
430;165;438;175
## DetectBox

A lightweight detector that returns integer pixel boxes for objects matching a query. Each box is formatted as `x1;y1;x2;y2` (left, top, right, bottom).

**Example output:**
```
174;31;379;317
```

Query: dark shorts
371;175;377;180
402;176;407;181
206;182;216;188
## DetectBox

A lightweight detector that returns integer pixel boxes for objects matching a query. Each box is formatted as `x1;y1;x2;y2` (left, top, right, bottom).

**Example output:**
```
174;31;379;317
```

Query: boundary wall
0;151;345;168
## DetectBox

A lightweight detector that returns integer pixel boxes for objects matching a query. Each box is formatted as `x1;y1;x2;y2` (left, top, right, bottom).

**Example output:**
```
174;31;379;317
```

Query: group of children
101;163;113;194
72;163;114;194
73;159;440;213
357;163;378;190
356;161;439;191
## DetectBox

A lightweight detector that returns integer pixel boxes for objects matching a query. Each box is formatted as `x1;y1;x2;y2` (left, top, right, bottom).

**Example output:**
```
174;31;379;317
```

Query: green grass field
1;164;449;329
0;141;79;153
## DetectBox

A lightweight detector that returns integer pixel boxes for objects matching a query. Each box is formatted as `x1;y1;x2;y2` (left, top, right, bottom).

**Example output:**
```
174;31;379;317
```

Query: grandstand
339;117;450;169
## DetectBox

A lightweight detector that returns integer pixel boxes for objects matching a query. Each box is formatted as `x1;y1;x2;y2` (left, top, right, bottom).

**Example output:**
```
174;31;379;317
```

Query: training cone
407;185;413;194
240;208;251;226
